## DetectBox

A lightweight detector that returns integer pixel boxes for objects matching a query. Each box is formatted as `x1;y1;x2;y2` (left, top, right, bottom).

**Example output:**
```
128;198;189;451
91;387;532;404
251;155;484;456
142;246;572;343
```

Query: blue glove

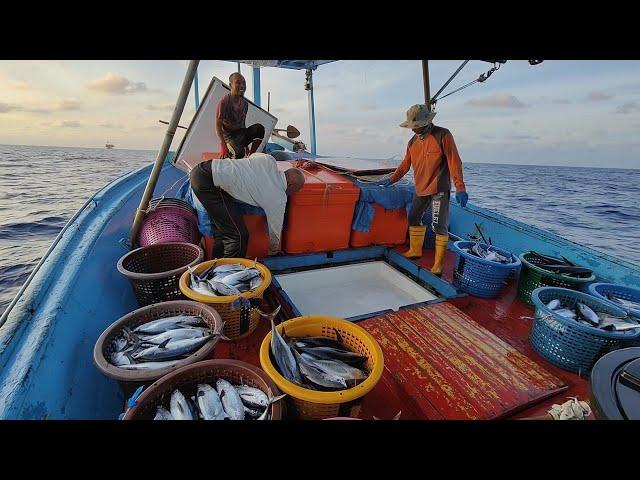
376;177;392;187
455;191;468;208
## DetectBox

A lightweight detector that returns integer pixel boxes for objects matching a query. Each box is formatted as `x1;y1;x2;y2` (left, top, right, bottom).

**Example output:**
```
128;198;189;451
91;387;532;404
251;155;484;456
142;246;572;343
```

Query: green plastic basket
516;252;596;306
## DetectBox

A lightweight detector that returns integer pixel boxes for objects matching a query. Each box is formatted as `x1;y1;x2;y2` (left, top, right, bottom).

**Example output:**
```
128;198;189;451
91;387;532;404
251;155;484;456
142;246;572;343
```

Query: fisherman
377;104;469;276
216;72;267;159
189;153;305;257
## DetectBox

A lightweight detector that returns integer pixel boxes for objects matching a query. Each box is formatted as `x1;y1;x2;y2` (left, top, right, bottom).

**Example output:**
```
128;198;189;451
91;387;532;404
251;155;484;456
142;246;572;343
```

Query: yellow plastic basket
259;316;384;420
179;258;272;340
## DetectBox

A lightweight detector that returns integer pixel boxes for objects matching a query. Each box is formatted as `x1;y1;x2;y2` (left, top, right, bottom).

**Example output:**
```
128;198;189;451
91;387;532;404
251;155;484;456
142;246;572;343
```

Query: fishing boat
106;143;115;149
1;60;639;420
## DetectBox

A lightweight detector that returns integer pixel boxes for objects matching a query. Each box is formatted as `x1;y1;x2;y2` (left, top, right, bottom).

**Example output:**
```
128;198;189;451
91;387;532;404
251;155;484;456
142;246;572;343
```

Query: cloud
552;98;571;104
13;81;31;90
87;73;148;94
616;101;640;114
466;94;527;108
57;120;82;128
57;98;82;111
505;134;540;142
361;103;377;110
0;102;16;113
584;91;612;102
146;103;175;111
99;122;125;129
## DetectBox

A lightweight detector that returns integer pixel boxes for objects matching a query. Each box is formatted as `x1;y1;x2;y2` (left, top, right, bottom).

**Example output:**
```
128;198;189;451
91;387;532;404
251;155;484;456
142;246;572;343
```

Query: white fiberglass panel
275;261;438;319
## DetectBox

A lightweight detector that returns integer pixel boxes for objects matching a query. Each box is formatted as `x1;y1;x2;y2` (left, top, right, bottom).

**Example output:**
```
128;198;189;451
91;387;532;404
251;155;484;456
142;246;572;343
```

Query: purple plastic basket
138;205;201;247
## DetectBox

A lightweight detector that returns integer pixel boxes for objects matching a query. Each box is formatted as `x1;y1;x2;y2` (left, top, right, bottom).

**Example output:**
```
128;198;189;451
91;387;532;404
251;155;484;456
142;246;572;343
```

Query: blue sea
1;144;639;316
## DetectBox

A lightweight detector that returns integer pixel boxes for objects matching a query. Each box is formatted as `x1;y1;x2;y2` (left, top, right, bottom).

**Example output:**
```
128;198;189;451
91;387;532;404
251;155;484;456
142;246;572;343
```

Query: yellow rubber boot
430;234;449;276
403;226;426;258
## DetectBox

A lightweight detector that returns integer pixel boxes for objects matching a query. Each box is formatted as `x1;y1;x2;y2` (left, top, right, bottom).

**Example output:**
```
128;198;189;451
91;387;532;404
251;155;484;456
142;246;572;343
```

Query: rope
432;62;503;105
139;173;189;214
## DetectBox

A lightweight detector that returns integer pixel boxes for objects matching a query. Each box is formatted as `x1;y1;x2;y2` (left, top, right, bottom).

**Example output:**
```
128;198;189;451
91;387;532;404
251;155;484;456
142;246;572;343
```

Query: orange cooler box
350;204;408;247
202;214;270;260
281;163;361;254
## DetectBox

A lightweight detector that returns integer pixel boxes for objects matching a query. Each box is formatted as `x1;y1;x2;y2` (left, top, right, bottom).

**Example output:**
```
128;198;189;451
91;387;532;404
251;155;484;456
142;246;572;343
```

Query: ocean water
1;144;638;316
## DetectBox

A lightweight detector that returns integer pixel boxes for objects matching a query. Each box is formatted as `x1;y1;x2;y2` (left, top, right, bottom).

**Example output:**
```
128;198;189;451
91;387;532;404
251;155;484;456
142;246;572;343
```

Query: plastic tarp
176;179;265;237
350;178;416;233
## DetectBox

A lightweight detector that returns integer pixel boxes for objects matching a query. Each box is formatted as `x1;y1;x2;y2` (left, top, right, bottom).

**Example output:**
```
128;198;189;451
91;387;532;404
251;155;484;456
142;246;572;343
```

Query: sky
1;59;639;168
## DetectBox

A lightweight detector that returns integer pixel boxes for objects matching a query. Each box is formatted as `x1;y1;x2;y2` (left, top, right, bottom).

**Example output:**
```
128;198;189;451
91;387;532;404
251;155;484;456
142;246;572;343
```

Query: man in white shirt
189;153;305;257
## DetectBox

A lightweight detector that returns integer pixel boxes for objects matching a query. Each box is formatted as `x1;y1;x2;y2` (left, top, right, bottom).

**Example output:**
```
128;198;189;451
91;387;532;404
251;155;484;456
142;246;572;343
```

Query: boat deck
212;244;593;420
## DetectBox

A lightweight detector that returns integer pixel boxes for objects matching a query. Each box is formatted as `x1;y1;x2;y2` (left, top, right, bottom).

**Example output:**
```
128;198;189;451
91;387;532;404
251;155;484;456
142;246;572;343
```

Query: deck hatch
274;260;438;319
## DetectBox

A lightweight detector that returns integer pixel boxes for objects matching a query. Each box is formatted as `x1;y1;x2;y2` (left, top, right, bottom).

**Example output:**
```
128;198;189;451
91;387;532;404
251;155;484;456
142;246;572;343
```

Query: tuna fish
216;379;245;420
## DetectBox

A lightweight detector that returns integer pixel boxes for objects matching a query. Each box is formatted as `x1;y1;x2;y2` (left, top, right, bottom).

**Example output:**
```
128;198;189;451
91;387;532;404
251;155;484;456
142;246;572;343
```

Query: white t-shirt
211;153;288;253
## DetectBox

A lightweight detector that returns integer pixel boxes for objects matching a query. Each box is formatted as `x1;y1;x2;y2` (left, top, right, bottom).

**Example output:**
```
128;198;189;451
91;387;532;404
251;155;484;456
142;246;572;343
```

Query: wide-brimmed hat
400;104;437;129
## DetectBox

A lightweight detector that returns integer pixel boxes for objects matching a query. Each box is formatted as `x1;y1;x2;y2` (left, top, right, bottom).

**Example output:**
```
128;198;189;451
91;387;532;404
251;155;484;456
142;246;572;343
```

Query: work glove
455;191;468;208
376;176;393;187
220;142;231;159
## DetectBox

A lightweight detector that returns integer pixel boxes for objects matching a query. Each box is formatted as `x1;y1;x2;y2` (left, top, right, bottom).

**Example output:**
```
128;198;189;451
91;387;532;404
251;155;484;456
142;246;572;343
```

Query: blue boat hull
0;156;638;419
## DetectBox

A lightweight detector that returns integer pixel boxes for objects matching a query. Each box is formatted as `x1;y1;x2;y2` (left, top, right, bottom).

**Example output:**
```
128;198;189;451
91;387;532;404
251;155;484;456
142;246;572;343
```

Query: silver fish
170;390;195;420
197;384;227;420
235;385;286;409
154;406;174;420
546;299;561;310
577;303;600;325
600;321;640;331
606;294;640;310
216;379;245;420
249;276;263;290
132;335;212;361
209;280;240;296
110;351;133;366
213;264;246;274
269;309;302;384
554;309;577;320
306;357;368;383
138;327;211;345
111;336;128;352
133;315;205;335
117;359;181;370
221;268;261;285
192;279;219;297
293;350;346;389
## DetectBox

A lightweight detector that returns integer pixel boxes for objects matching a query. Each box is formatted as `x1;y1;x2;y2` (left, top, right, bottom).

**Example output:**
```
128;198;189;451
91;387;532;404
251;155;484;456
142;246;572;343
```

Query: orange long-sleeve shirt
390;125;466;196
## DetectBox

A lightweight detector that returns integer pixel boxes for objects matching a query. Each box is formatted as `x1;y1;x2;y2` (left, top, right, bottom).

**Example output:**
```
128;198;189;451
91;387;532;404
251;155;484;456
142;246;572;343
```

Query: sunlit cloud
13;81;31;90
56;120;82;128
57;99;82;111
98;122;125;129
87;73;147;94
466;94;527;108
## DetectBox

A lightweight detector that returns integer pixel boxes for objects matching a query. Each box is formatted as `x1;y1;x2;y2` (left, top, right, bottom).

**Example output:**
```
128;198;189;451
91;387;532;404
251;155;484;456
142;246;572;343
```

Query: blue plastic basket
451;241;521;298
530;287;640;375
587;282;640;319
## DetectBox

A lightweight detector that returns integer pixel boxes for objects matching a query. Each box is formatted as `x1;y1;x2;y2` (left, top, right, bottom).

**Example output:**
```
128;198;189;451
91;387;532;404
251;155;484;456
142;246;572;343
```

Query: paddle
272;125;300;139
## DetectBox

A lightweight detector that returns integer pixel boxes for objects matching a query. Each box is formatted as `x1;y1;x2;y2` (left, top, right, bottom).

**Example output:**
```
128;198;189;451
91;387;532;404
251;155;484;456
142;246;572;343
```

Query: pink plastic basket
138;205;201;247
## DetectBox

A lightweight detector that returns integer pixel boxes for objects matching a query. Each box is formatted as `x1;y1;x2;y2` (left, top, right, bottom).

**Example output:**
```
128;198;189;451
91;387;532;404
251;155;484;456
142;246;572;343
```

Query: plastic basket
517;252;596;306
179;259;272;341
259;316;384;420
93;300;224;389
121;360;283;420
118;242;204;306
450;241;521;298
530;287;640;375
588;282;640;319
138;198;201;248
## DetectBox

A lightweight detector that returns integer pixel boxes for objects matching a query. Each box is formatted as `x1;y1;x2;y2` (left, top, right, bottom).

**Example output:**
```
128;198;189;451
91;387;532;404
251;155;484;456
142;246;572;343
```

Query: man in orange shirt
378;104;469;276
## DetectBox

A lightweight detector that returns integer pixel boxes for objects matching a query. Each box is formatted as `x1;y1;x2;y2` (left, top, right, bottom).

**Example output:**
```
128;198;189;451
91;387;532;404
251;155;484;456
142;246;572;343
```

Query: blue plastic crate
588;282;640;319
530;287;640;375
450;241;521;298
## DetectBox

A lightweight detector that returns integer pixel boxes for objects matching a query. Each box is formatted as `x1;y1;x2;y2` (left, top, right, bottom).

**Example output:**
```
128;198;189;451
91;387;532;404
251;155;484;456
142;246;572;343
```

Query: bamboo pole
127;60;200;248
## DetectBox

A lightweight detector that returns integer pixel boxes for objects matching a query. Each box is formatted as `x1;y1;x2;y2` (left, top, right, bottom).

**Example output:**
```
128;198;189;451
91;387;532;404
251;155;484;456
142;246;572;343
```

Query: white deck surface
275;261;438;319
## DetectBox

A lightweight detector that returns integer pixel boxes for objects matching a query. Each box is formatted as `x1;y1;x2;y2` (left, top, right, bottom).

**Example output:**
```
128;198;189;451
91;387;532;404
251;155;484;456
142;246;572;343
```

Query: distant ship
105;143;114;149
